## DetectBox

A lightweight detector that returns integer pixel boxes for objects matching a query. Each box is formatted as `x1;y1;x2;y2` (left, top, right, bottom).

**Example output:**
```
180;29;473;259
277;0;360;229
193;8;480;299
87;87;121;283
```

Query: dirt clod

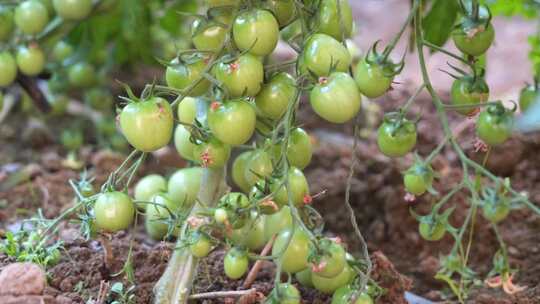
0;263;47;296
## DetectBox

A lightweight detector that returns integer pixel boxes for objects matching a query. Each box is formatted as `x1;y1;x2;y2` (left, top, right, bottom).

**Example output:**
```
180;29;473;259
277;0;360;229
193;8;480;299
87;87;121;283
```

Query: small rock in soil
0;295;55;304
0;263;47;296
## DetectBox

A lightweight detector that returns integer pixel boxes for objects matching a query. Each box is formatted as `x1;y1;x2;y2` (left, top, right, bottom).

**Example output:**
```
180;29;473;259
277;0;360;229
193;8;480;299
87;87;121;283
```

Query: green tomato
190;233;213;258
0;52;17;87
450;76;489;116
453;23;495;57
193;138;231;169
281;19;301;42
313;239;346;278
316;0;353;41
84;88;113;111
119;97;174;152
53;0;92;20
354;58;394;98
519;85;539;112
272;228;310;273
16;45;45;76
167;167;203;208
476;104;513;146
231;211;266;250
255;72;297;120
244;149;274;187
68;62;95;88
419;220;446;241
177;96;198;124
299;33;351;77
95;117;116;137
38;0;55;16
271;167;310;208
15;1;49;35
145;194;174;240
482;201;510;223
332;288;373;304
61;129;83;151
224;247;249;279
264;205;293;241
0;7;14;41
174;124;199;162
403;164;433;196
213;54;264;97
165;56;211;96
233;9;279;56
134;174;167;203
312;264;355;294
267;283;301;304
208;99;256;145
94;191;135;232
287;128;312;169
205;0;239;8
295;268;314;288
232;151;253;193
377;118;417;157
214;207;228;224
192;19;227;53
310;72;361;123
265;0;295;27
51;40;73;62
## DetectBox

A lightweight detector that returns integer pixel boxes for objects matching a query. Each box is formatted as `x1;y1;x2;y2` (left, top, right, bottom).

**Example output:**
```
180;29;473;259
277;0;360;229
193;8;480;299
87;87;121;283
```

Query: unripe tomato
310;72;361;123
38;0;55;15
94;191;135;232
482;201;510;223
84;88;113;111
194;138;231;169
15;1;49;35
208;99;256;145
61;129;83;151
213;54;264;97
265;0;295;27
177;97;198;124
419;220;446;241
231;210;266;250
299;33;351;77
354;58;394;98
272;167;310;208
233;9;279;56
218;192;250;228
519;85;539;112
214;207;228;224
51;40;73;62
224;247;249;279
16;45;45;76
264;205;293;241
272;228;310;273
119;97;174;152
316;0;353;41
145;194;174;240
0;7;14;41
53;0;92;20
255;72;297;120
281;19;301;42
453;22;495;57
165;56;211;96
191;19;227;53
286;128;312;169
232;151;253;193
377;117;417;157
332;288;373;304
312;264;355;294
190;232;213;258
450;76;489;116
313;239;347;278
167;167;203;208
267;283;301;304
0;52;17;87
68;62;95;88
134;174;167;203
476;103;513;146
244;149;273;187
295;268;314;288
174;125;199;162
205;0;239;8
403;164;434;196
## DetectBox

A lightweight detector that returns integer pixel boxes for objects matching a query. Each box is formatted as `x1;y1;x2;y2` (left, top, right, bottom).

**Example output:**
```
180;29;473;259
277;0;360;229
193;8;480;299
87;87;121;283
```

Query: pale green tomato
177;96;198;124
167;167;203;208
174;124;199;162
16;45;45;76
134;174;167;203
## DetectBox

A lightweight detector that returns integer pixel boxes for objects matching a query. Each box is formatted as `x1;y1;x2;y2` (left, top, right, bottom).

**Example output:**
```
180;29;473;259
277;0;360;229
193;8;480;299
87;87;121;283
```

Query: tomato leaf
422;0;459;47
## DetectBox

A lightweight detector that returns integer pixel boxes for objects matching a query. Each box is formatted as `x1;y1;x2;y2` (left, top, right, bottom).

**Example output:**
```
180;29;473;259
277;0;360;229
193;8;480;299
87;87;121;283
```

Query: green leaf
422;0;460;47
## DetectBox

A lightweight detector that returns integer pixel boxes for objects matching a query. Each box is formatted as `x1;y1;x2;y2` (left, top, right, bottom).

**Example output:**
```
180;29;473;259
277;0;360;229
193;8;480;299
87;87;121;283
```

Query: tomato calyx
456;3;492;38
382;112;417;138
364;40;405;78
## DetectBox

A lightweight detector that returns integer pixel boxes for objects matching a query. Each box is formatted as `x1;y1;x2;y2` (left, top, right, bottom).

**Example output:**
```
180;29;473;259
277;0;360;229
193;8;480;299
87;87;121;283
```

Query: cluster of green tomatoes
85;0;383;303
0;0;122;151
